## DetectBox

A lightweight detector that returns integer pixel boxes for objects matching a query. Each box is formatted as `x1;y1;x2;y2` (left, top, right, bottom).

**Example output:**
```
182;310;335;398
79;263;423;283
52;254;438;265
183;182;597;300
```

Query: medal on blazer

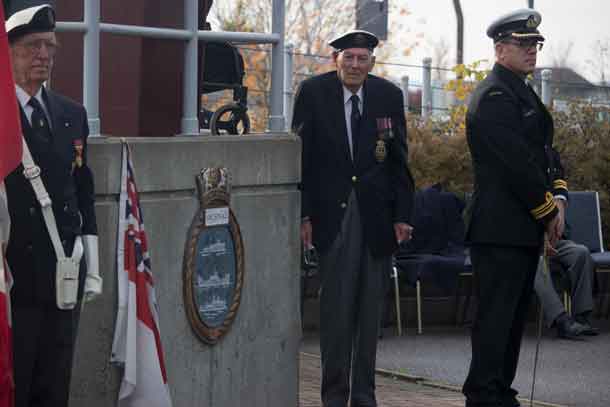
375;117;392;163
72;139;83;171
375;140;387;163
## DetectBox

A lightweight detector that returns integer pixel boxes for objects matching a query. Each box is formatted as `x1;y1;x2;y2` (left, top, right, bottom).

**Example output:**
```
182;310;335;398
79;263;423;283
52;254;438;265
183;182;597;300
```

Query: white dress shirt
15;85;51;128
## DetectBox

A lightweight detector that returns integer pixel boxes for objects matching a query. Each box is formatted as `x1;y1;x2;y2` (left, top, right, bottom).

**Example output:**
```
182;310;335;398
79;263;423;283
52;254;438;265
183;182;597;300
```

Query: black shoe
502;397;520;406
555;315;585;340
574;314;600;336
502;388;520;406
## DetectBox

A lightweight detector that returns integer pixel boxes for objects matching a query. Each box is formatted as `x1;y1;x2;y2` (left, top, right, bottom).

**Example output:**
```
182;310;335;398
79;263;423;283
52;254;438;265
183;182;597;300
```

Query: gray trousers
534;239;595;327
319;192;388;407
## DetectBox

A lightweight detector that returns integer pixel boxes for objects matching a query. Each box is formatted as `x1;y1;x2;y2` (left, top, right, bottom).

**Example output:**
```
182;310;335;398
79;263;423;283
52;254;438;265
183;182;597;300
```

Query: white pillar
181;0;199;135
83;0;101;136
422;57;432;119
541;69;552;107
284;44;294;129
268;0;286;131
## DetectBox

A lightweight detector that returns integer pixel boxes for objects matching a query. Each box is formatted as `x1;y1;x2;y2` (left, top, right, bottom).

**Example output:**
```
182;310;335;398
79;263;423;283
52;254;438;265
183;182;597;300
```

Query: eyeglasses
503;39;544;51
16;39;59;57
342;53;372;65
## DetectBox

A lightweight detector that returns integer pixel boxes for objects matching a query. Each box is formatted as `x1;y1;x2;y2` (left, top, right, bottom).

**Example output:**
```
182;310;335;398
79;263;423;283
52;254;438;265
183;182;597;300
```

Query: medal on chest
72;139;83;172
375;117;393;163
375;140;387;163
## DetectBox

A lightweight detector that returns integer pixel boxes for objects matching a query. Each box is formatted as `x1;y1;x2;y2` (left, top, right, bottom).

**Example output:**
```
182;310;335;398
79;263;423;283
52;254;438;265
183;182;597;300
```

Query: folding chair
564;191;610;317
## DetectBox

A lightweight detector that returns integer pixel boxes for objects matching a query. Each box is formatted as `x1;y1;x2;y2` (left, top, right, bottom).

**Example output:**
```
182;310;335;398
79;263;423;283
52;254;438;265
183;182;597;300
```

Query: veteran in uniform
462;9;565;407
4;4;102;406
292;30;414;407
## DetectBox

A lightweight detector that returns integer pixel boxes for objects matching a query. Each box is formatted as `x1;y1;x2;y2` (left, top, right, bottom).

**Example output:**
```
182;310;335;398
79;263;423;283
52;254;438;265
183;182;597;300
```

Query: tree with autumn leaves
205;3;609;246
206;0;417;131
408;61;610;248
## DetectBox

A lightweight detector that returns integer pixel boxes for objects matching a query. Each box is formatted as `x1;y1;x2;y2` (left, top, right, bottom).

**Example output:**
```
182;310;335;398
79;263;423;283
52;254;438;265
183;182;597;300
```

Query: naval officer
462;9;564;407
5;4;102;406
292;30;415;407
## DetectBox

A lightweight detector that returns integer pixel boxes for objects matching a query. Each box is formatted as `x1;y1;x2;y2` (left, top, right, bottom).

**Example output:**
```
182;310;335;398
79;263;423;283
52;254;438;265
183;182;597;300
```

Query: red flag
111;142;172;407
0;6;22;182
0;235;13;407
1;5;19;407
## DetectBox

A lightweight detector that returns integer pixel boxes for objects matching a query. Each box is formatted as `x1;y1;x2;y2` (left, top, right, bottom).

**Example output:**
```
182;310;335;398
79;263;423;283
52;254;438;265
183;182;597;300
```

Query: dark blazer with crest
292;71;414;258
5;87;96;306
465;63;566;248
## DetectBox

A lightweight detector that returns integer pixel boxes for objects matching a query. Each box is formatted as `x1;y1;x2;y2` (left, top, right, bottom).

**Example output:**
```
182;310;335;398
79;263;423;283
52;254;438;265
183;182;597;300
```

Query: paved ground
299;352;558;407
301;317;610;407
300;352;466;407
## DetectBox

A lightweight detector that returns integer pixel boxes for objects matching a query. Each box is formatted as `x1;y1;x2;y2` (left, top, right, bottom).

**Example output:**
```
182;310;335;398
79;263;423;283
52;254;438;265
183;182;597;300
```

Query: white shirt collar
343;85;364;106
15;85;45;110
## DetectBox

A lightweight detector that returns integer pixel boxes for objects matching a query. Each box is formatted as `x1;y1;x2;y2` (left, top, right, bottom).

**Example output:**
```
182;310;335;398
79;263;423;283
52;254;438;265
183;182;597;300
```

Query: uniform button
64;204;69;212
26;244;33;251
62;240;68;247
340;202;347;209
351;176;357;182
29;207;36;215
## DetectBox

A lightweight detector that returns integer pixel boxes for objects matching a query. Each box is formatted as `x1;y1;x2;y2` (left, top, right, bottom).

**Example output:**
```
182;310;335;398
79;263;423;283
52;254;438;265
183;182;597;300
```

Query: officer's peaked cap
486;8;544;43
5;4;55;43
329;30;379;51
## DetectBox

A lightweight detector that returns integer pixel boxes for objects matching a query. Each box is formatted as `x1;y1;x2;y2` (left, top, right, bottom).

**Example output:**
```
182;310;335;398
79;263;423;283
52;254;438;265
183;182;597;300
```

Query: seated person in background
534;237;599;339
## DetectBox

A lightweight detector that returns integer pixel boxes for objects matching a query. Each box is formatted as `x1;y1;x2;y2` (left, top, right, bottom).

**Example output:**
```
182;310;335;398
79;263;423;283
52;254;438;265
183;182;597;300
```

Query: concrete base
69;134;301;407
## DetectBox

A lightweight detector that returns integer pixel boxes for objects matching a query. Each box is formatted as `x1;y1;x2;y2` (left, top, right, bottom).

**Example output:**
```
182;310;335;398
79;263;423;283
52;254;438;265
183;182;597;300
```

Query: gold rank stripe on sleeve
553;179;568;191
530;192;556;219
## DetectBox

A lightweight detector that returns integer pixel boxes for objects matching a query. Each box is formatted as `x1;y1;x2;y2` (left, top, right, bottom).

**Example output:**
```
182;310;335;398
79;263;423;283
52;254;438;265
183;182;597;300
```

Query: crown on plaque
196;167;231;206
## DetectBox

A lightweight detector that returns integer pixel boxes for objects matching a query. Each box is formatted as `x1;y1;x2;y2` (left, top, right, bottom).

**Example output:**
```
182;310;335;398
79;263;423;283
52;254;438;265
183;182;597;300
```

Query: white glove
82;234;102;302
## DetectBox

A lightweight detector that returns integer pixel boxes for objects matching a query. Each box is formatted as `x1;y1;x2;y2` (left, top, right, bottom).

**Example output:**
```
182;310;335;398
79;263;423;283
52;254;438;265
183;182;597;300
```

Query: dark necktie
28;97;52;142
350;94;361;160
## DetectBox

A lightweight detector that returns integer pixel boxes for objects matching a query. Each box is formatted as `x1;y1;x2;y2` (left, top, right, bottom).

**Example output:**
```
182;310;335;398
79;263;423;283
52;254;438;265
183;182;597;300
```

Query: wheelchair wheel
210;103;250;135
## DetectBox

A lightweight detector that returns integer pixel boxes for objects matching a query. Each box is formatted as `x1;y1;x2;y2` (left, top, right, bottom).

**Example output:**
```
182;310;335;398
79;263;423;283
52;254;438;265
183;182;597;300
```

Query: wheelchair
198;41;251;135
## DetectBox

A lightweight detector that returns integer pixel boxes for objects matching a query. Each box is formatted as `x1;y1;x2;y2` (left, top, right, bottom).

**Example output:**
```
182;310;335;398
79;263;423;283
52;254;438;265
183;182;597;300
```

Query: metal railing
55;0;285;136
280;53;558;118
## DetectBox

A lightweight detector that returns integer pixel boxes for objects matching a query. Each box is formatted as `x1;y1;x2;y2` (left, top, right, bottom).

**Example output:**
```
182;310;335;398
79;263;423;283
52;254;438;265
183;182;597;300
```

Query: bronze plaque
183;168;245;345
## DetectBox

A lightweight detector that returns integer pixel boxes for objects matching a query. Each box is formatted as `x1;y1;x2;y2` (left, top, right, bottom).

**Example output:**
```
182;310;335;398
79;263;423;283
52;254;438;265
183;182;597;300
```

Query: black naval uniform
5;87;96;407
293;71;414;406
462;63;566;406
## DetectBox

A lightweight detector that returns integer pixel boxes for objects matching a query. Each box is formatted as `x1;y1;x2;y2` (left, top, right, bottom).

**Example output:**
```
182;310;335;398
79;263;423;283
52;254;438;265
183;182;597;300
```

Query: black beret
486;8;544;43
5;4;55;43
329;30;379;51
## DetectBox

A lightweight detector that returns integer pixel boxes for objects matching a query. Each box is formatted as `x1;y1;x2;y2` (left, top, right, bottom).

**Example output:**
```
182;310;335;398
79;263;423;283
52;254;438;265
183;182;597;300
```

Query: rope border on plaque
182;168;245;345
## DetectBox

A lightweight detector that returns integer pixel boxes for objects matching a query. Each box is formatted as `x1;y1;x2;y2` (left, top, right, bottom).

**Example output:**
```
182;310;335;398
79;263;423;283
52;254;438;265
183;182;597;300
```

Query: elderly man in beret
462;9;569;407
4;4;102;406
292;30;415;407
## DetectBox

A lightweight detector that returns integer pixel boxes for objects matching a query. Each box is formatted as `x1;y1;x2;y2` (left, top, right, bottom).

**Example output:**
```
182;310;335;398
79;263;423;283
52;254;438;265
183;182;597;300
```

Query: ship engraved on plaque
194;227;236;327
183;167;245;345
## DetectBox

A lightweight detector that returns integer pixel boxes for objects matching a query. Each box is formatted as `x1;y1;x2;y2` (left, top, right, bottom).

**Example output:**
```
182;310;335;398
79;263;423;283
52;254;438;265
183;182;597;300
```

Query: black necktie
28;97;52;142
350;94;361;159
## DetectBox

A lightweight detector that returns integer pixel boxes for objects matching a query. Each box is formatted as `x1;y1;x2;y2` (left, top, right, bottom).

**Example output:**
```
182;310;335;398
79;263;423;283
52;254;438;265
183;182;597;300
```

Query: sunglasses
503;39;544;51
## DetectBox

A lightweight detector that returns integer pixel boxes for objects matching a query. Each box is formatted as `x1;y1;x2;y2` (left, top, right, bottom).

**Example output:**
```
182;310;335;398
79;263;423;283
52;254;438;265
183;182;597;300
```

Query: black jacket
6;87;96;305
465;63;567;247
292;71;414;257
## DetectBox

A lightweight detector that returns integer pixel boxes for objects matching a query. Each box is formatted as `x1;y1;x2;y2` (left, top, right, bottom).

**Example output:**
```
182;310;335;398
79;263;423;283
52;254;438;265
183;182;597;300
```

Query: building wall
69;134;302;407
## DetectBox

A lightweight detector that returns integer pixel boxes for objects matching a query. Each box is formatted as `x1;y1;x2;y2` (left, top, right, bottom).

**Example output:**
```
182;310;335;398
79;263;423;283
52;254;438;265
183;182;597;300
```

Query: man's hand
554;198;566;239
301;219;313;249
84;274;103;302
545;213;561;250
82;235;102;302
394;222;414;244
544;239;558;257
